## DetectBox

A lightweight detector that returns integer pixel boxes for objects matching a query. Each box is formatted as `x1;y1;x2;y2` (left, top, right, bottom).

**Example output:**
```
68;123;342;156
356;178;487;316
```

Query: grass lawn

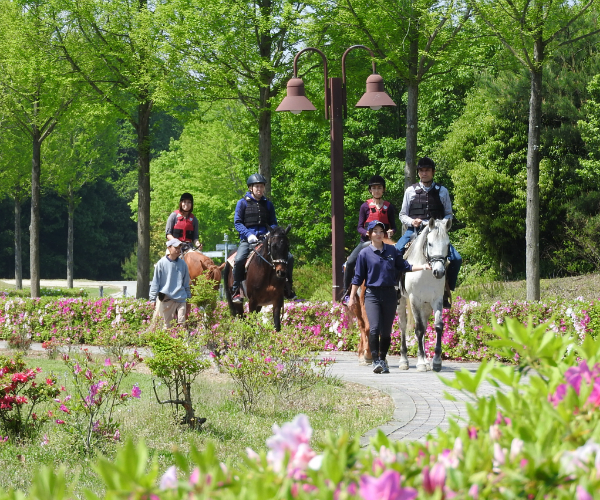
0;353;393;496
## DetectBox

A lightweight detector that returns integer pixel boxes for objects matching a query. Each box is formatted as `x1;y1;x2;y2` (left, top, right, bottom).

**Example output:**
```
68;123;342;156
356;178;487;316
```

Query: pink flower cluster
550;361;600;407
265;414;316;475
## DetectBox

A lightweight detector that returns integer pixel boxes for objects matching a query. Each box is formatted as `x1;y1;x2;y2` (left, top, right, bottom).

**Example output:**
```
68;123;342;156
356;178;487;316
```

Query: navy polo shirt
351;243;412;287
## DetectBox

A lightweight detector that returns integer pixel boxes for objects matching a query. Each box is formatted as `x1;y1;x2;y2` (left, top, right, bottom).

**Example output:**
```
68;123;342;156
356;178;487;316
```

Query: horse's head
268;224;291;279
426;218;451;279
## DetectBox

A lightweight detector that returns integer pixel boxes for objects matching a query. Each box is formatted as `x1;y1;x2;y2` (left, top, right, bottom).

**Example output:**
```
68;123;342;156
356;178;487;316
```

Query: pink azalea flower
493;443;506;468
159;466;178;490
576;485;592;500
266;414;314;473
468;484;479;499
104;358;112;366
131;385;141;398
189;467;200;485
359;470;417;500
422;463;446;494
73;363;82;375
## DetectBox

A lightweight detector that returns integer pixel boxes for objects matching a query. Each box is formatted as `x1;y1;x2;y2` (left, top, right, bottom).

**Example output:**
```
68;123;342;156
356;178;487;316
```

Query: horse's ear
446;218;452;231
284;224;292;234
428;218;436;230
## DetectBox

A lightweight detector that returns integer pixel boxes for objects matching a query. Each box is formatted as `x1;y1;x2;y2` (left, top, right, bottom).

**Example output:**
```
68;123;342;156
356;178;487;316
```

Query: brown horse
223;225;291;331
183;250;226;290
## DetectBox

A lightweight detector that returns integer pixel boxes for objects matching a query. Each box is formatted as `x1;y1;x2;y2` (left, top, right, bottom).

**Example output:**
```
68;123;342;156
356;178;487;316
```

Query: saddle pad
227;243;263;270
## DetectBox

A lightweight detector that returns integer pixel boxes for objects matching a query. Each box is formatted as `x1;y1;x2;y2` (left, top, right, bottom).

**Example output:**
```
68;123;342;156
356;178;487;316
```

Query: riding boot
231;261;245;303
443;278;452;309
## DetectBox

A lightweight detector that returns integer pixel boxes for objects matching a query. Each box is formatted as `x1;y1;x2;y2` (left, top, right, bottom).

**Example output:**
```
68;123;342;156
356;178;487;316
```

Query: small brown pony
223;225;291;331
183;250;225;290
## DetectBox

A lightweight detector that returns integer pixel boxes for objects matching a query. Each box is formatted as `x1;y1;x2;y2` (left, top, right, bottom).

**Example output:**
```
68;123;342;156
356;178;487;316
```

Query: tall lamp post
276;45;396;302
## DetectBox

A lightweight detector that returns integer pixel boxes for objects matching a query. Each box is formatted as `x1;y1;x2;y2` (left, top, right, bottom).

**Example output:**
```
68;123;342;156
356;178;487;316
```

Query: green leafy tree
0;0;79;297
164;0;313;195
0;122;30;289
56;0;180;298
146;104;248;259
467;0;600;300
320;0;482;186
43;108;118;287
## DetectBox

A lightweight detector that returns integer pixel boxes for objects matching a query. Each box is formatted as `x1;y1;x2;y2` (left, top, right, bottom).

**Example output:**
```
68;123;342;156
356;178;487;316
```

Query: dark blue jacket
352;244;412;287
234;191;277;241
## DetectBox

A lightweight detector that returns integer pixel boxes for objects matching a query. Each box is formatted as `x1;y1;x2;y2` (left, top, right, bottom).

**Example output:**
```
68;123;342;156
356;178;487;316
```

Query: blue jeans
395;227;462;290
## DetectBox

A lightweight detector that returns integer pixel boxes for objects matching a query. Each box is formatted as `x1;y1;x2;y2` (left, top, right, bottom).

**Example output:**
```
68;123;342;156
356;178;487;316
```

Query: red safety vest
364;199;391;227
172;210;195;242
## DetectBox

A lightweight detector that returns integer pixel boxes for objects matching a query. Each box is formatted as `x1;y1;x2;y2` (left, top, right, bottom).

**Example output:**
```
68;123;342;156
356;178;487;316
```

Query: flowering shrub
146;327;211;428
212;315;335;412
0;297;153;345
55;349;143;453
0;354;60;441
7;330;32;352
2;295;600;365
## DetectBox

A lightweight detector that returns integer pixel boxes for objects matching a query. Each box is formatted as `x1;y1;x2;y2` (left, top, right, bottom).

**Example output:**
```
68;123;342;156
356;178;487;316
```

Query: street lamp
276;45;396;302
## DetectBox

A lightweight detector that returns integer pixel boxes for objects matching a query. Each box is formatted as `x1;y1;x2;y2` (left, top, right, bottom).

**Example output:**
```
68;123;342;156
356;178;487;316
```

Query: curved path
328;352;498;446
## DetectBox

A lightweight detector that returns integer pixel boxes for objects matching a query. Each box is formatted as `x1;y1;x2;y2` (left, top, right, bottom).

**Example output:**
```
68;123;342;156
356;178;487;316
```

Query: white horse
397;218;451;372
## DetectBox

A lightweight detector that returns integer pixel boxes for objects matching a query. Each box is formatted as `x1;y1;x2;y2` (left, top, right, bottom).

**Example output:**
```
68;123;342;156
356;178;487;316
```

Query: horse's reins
252;235;287;270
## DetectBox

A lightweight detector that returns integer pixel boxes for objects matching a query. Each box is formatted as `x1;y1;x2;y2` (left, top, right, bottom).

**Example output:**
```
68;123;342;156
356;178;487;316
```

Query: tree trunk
405;35;419;189
67;182;75;289
14;193;22;290
526;41;543;301
258;92;272;196
136;98;152;299
30;128;41;298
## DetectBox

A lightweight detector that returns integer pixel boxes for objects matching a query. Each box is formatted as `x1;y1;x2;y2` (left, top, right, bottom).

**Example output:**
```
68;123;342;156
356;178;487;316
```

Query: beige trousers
157;300;186;328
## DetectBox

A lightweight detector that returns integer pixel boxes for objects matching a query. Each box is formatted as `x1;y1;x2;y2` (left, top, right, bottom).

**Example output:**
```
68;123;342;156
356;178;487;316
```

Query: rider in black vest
395;157;462;308
231;173;296;303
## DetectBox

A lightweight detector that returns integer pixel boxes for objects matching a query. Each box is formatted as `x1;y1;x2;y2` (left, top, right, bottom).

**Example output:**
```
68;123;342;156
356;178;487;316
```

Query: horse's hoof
398;362;409;370
416;364;428;372
432;362;442;372
359;360;371;366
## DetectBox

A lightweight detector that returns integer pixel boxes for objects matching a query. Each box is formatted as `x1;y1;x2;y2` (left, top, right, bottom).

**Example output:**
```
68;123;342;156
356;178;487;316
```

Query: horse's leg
413;302;429;372
397;294;409;370
432;299;444;372
273;297;283;332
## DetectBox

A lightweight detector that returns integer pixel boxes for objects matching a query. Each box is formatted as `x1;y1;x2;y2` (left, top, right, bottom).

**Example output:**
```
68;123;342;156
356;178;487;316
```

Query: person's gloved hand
247;234;258;244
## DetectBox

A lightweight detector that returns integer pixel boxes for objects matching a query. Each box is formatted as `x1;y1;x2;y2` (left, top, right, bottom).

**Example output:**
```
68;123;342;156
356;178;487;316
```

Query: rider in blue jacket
231;173;296;303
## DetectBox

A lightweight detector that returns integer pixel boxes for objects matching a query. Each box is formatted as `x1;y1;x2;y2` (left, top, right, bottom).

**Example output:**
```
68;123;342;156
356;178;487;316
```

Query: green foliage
146;328;211;428
0;354;60;441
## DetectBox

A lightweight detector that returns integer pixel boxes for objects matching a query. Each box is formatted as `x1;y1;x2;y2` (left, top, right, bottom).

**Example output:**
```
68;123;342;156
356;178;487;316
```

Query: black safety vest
408;184;445;220
244;196;270;227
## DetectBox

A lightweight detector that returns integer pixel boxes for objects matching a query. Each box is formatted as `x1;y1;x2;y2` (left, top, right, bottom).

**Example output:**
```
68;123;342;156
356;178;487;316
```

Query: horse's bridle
422;229;449;267
253;234;288;270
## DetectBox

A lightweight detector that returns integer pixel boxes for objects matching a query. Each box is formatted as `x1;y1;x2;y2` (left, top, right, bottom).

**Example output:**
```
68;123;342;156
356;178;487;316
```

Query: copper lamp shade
276;78;316;114
355;74;396;110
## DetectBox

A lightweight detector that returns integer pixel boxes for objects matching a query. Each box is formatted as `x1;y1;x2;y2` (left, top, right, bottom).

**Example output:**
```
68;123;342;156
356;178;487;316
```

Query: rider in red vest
165;193;202;250
342;175;397;304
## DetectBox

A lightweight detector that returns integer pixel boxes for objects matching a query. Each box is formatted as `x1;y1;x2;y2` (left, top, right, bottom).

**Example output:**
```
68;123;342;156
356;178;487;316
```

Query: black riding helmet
179;192;194;212
368;175;386;190
247;173;267;187
417;157;436;170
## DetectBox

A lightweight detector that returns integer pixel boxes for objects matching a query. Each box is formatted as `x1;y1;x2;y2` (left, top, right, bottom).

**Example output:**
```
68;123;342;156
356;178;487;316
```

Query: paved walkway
328;352;498;445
